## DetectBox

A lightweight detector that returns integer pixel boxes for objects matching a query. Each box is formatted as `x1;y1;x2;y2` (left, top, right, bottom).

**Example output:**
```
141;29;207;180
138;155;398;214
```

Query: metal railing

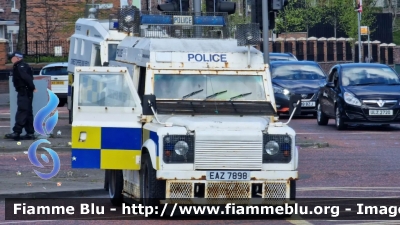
109;9;230;39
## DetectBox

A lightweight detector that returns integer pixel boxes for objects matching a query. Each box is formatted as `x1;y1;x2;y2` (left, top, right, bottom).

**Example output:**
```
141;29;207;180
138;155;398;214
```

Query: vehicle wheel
68;109;72;124
57;99;66;107
104;170;110;191
108;170;124;206
317;103;329;125
140;153;166;207
335;106;347;130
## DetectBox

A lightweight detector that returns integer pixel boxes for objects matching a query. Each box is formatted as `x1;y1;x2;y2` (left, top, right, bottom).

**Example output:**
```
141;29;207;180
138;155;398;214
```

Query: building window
11;0;19;12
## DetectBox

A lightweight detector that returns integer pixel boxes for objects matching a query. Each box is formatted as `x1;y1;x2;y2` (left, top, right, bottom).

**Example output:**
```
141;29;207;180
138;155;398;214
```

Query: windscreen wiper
205;90;227;100
230;92;252;101
182;89;203;100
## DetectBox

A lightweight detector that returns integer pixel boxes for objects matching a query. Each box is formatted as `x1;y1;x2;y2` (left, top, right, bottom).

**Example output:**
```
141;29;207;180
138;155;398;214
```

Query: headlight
273;84;290;95
263;134;292;163
174;141;189;155
265;141;279;155
163;135;194;163
344;92;361;106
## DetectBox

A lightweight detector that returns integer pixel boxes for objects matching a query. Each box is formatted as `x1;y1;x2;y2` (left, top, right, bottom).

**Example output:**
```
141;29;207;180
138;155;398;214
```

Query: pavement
0;93;106;199
0;92;328;200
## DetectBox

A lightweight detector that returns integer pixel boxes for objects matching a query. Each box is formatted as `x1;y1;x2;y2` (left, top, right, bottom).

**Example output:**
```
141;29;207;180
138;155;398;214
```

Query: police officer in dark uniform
5;51;37;141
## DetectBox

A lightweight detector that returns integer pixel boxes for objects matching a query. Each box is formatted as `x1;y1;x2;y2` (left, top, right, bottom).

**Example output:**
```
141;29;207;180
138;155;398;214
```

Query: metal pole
214;0;216;13
368;27;371;63
194;0;201;12
357;12;362;63
194;0;201;37
262;0;269;64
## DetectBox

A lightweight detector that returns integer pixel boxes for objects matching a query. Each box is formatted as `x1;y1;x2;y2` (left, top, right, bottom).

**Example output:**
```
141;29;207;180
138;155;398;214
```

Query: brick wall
0;38;8;70
26;0;122;42
277;32;308;39
270;36;397;64
0;0;20;23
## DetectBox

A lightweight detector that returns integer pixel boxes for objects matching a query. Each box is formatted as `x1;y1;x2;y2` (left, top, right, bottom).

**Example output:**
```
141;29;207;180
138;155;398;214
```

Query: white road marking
298;187;400;191
334;221;400;225
0;221;57;224
297;132;399;135
286;214;314;225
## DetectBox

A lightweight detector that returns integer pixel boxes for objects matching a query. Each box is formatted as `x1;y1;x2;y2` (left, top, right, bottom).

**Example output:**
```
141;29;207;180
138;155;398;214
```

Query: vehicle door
41;65;69;95
71;66;143;170
325;70;340;117
319;67;333;116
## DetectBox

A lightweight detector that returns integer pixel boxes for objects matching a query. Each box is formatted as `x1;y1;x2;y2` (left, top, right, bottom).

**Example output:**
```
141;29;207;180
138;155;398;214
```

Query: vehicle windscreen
271;64;326;80
41;66;68;76
154;74;266;101
341;67;400;86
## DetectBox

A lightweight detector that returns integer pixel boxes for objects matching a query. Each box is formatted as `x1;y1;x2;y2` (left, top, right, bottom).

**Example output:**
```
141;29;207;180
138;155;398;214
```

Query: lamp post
356;0;362;63
262;0;269;64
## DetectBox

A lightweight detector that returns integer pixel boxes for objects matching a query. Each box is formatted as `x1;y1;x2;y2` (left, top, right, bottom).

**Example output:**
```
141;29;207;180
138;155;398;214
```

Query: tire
108;170;124;206
68;109;72;124
335;106;347;130
57;98;67;107
104;170;110;191
140;153;166;207
316;103;329;125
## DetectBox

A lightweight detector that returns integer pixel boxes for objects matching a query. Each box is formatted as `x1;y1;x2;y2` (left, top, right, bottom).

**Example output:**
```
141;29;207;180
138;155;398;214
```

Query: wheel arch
142;139;158;170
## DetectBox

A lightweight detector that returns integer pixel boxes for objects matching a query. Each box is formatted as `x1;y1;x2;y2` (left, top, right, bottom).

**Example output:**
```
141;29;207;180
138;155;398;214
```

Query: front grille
194;140;263;170
362;100;397;108
207;182;251;198
365;116;397;121
166;181;288;202
169;182;193;198
263;134;292;163
300;93;315;100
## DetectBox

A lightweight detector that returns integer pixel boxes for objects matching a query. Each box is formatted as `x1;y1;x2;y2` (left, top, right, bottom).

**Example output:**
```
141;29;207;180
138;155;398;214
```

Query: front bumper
275;93;317;114
342;104;400;124
158;171;297;201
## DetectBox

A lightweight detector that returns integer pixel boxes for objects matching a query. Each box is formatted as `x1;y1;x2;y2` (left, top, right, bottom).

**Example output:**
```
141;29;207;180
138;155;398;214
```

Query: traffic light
251;0;286;30
270;0;288;11
157;0;190;12
205;0;216;12
205;0;236;15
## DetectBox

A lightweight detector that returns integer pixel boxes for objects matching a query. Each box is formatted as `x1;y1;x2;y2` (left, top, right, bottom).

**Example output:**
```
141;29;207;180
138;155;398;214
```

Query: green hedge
7;55;68;64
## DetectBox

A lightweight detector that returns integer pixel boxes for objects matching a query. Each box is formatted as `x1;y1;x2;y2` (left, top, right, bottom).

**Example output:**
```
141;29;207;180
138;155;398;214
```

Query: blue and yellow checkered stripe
71;126;142;170
143;129;160;170
79;75;107;104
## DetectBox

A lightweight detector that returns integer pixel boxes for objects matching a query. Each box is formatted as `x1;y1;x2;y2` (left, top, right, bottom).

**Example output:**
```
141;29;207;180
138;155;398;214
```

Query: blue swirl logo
27;89;60;180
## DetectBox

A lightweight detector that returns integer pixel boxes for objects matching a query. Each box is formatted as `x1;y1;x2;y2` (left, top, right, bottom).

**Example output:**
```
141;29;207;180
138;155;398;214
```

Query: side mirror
326;82;335;88
142;94;157;115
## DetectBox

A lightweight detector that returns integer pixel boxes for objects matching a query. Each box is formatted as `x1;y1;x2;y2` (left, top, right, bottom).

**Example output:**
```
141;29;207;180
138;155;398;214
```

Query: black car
270;61;327;116
269;52;298;61
316;63;400;130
